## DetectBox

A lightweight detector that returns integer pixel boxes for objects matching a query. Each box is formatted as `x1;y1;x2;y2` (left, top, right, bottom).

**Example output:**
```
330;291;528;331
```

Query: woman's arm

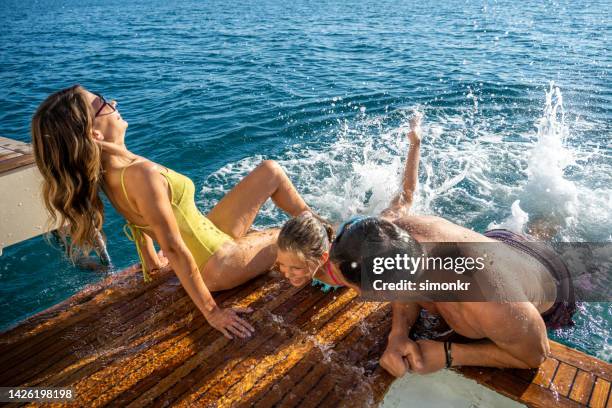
137;232;168;273
128;163;254;339
380;113;423;220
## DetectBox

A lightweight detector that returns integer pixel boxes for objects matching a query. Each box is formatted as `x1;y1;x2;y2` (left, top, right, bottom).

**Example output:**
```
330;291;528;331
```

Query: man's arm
455;302;549;368
380;302;424;377
390;301;421;337
414;302;549;374
452;338;547;369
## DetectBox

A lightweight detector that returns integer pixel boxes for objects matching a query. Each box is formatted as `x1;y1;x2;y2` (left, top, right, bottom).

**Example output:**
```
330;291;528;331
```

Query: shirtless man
276;113;575;374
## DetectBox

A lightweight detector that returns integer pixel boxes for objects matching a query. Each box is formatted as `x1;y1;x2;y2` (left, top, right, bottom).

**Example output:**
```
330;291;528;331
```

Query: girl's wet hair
278;212;335;261
330;217;422;286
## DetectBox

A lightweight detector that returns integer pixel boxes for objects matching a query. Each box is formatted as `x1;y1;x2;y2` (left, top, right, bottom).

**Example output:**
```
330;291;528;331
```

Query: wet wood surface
0;136;34;174
0;266;610;407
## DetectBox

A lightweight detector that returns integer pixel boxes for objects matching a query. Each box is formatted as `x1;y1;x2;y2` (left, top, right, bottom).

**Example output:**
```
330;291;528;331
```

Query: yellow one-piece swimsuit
120;162;232;282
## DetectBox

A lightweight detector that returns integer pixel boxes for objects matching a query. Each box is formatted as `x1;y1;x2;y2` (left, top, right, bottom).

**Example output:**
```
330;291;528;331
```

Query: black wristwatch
444;341;453;368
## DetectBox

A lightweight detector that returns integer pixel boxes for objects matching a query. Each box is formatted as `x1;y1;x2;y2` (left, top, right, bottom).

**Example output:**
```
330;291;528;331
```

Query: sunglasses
92;92;117;118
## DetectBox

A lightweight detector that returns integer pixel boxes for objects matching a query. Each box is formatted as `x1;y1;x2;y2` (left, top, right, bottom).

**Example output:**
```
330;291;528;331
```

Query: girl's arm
381;113;423;220
128;163;254;339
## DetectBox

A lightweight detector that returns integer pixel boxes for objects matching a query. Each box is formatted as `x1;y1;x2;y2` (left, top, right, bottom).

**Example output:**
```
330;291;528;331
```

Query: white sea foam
488;200;529;233
488;83;611;241
199;83;610;243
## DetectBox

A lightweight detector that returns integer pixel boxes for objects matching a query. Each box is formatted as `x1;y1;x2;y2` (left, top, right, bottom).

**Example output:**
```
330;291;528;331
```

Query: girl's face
276;249;319;287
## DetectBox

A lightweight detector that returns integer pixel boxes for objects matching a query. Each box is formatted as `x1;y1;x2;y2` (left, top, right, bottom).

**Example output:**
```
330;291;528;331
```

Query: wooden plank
207;290;333;408
532;357;560;388
0;146;21;160
0;136;32;151
71;278;279;407
569;370;597;405
460;365;583;408
2;274;180;375
552;342;612;383
0;135;34;174
0;265;145;351
0;151;21;161
124;282;311;408
191;295;371;407
588;377;611;408
552;363;578;398
0;153;35;174
0;267;175;376
1;260;610;408
0;136;32;154
125;284;323;408
520;382;584;408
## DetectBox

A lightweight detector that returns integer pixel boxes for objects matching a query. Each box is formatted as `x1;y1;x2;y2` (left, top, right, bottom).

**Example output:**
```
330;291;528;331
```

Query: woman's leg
207;160;309;239
201;229;280;291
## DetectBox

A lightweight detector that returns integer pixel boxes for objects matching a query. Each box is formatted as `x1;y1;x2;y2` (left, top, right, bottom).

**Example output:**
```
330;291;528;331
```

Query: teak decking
0;266;610;408
0;136;34;174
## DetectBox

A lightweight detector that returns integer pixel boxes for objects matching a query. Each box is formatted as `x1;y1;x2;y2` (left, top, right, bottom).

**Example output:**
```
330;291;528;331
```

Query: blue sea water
0;0;610;361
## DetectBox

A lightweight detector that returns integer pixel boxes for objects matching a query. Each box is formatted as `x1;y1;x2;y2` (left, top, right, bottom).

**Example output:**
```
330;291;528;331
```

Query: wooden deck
0;136;34;174
0;266;610;407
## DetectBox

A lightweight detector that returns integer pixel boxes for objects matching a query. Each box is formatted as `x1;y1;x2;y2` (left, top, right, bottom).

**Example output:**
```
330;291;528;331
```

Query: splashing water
490;83;579;236
201;83;609;242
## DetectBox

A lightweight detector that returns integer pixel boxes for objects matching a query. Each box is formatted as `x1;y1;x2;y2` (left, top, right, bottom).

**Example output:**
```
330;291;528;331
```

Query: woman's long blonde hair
31;84;105;261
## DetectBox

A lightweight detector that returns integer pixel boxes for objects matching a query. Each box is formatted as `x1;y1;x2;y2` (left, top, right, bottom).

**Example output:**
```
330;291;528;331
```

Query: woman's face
276;249;318;287
85;90;128;144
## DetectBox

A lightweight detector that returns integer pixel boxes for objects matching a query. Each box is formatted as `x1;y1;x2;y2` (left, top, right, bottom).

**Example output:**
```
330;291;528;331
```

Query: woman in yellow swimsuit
31;85;311;340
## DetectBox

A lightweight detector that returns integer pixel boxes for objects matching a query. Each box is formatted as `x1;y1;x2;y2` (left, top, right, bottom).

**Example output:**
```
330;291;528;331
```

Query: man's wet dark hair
329;217;423;287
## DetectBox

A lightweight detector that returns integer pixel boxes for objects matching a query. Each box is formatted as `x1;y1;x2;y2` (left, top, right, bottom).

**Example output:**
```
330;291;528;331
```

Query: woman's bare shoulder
123;160;170;201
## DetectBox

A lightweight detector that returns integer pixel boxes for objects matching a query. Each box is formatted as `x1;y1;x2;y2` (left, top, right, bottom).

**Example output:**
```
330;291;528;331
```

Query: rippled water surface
0;0;609;360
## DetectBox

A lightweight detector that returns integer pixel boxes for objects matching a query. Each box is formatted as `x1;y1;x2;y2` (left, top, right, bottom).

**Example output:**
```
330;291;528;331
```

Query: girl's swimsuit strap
325;260;343;286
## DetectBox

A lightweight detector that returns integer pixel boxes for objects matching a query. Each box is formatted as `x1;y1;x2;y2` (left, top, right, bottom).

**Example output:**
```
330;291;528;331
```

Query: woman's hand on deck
154;250;170;270
204;306;255;339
